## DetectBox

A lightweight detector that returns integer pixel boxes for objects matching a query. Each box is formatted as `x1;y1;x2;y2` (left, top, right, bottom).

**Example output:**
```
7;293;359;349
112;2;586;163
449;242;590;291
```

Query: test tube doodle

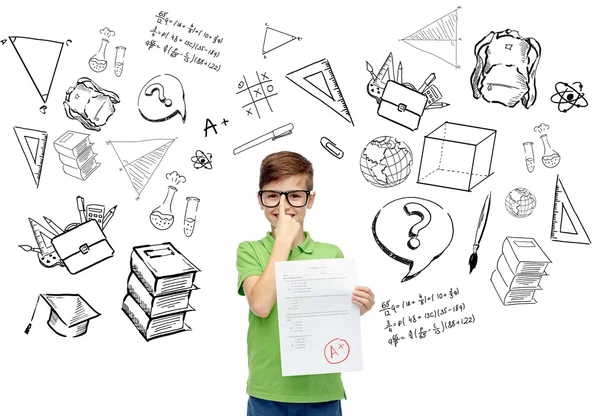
523;142;535;173
114;46;126;77
184;197;200;237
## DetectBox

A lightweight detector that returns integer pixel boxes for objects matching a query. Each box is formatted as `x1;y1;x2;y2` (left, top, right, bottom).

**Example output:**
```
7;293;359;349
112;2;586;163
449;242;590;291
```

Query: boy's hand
352;286;375;316
274;194;301;245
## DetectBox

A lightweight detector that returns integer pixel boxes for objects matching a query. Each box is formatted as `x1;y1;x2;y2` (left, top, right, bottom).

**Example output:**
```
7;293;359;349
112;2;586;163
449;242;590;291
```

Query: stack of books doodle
490;237;551;305
122;242;199;341
54;130;100;181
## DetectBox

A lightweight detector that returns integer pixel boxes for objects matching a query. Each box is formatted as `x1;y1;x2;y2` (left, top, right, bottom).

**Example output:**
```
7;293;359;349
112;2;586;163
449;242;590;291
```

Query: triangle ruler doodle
262;26;298;56
13;126;48;188
9;36;65;103
108;138;175;198
286;58;354;125
551;176;591;244
401;8;460;68
29;218;57;257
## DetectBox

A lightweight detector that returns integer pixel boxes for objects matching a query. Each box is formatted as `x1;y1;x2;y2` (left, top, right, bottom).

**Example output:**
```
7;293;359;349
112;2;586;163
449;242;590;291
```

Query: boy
236;151;375;416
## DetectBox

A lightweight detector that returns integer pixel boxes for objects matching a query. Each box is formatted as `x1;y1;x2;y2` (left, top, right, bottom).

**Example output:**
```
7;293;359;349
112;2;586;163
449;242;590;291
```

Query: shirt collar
262;231;315;254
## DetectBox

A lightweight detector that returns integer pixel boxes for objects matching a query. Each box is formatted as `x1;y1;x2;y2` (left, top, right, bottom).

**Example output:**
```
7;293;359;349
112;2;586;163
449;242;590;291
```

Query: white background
1;0;598;415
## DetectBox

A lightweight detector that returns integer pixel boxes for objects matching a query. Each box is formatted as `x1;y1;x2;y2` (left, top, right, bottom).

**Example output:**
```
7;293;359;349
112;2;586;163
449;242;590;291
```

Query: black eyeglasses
258;190;313;208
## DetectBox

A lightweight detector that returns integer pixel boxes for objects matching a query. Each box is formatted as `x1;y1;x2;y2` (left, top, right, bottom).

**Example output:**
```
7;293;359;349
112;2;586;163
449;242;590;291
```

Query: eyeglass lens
261;191;308;207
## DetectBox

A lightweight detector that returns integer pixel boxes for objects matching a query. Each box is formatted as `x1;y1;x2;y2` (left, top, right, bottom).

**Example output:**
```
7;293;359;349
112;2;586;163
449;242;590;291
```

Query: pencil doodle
263;23;300;57
320;137;344;159
149;172;186;231
491;237;551;306
9;36;65;109
191;150;213;169
114;46;126;77
360;136;413;188
505;188;536;218
138;74;186;123
534;123;561;168
551;176;591;245
400;8;460;69
184;197;200;237
523;142;535;173
469;192;492;274
372;197;454;282
13;127;48;188
233;123;294;155
236;71;277;119
551;81;588;112
89;27;115;72
122;242;200;341
25;294;100;338
107;138;176;199
471;29;541;109
54;131;101;181
64;78;120;131
287;59;354;125
366;53;447;131
417;122;496;192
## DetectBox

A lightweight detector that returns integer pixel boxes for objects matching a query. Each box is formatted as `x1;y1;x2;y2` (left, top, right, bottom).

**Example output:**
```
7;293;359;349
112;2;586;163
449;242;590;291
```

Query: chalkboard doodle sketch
400;8;460;69
417;122;496;192
360;136;412;188
107;138;176;199
286;59;354;126
138;74;186;123
320;137;344;159
9;36;65;110
505;188;536;218
490;237;551;306
469;192;492;274
233;123;294;155
13;127;48;188
366;54;447;131
237;71;277;119
19;218;63;268
184;197;200;237
122;242;200;341
89;27;115;73
551;175;591;245
471;29;541;109
522;142;535;173
25;294;100;338
149;171;186;231
262;24;300;57
372;197;454;282
191;149;213;169
551;81;588;113
534;123;561;168
64;78;120;131
54;131;101;181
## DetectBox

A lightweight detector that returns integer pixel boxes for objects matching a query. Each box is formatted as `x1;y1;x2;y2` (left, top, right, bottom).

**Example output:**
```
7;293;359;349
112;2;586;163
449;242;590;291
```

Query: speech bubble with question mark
372;197;454;282
138;74;186;123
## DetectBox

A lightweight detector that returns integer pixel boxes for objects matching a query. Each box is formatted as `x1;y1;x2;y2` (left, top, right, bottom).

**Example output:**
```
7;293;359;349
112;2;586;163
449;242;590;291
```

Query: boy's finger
279;194;286;215
355;286;375;298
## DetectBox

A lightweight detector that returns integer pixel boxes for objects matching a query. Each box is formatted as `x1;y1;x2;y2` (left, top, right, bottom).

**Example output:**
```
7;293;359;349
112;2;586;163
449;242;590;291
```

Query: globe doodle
505;188;536;218
360;136;413;188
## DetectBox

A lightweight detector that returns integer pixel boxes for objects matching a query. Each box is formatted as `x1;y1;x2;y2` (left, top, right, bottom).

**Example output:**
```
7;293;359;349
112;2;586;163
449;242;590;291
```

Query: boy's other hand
274;194;301;245
353;286;375;316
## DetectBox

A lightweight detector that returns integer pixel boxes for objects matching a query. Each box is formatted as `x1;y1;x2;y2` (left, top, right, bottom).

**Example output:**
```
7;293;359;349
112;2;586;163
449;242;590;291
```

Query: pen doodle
233;123;294;155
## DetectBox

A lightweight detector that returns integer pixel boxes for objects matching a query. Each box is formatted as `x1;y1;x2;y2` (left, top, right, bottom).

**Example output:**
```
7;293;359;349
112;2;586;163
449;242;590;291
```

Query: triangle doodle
14;126;48;188
262;26;298;56
551;176;591;244
305;72;333;99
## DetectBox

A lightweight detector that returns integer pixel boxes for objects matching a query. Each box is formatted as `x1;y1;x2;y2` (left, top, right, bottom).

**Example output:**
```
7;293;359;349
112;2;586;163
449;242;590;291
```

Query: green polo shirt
236;231;345;403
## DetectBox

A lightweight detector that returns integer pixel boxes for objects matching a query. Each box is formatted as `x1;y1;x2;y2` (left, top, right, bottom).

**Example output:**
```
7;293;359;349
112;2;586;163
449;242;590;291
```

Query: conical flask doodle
89;38;109;72
183;197;200;237
150;186;177;230
540;134;561;168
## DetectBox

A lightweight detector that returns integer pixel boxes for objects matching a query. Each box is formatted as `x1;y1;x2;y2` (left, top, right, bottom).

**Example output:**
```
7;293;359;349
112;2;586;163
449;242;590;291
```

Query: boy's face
257;174;315;229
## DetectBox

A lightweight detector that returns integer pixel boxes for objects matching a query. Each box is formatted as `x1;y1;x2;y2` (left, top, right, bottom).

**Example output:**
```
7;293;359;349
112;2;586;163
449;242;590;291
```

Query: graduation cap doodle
25;294;100;338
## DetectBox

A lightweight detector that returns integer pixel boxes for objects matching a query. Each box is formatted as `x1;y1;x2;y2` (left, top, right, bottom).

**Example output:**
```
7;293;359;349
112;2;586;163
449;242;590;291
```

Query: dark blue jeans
247;396;342;416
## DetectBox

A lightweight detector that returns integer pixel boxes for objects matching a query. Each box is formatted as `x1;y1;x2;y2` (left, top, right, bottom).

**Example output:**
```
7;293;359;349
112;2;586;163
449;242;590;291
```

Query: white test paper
275;258;363;377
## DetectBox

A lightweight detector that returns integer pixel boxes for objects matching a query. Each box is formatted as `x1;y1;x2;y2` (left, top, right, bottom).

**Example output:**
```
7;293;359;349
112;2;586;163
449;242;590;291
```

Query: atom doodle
551;81;588;113
191;150;213;170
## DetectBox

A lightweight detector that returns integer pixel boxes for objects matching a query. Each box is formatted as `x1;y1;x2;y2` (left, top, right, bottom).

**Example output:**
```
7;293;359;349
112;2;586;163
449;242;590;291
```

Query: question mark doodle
66;39;72;46
403;203;431;250
145;83;172;107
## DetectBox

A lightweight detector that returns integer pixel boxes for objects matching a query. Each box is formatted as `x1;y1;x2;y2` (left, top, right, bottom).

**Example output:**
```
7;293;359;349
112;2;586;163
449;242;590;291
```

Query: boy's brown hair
259;151;314;190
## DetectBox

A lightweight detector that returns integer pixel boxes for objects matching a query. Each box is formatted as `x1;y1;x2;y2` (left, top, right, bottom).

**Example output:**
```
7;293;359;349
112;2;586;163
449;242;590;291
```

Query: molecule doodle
551;81;588;113
191;150;213;170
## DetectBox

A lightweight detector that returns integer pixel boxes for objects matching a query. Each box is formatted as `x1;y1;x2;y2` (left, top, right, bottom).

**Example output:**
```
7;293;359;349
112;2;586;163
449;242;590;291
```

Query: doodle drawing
114;46;126;77
54;131;101;181
522;142;535;173
262;24;299;57
149;172;186;231
89;27;115;72
471;29;541;109
237;71;277;119
400;8;460;69
320;137;344;159
360;136;412;188
551;81;588;113
372;197;454;282
468;192;492;274
534;123;561;168
551;176;591;245
191;150;213;169
138;74;186;123
286;59;354;125
9;36;64;106
64;78;120;131
505;188;536;218
19;218;63;268
184;197;200;237
233;123;294;155
13;127;48;188
108;138;175;199
491;237;551;306
25;294;100;338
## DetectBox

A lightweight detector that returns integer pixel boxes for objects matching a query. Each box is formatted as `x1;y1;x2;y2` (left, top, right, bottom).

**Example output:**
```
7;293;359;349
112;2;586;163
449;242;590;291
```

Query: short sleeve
236;242;263;296
335;246;344;259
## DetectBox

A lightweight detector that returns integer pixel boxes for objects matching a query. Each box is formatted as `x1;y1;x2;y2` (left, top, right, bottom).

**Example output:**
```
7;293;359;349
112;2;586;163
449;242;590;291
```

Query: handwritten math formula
145;11;224;72
379;288;476;346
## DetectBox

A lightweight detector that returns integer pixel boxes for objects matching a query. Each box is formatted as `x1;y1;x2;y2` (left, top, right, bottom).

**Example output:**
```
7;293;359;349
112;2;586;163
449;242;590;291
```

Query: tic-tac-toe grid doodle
236;71;277;119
